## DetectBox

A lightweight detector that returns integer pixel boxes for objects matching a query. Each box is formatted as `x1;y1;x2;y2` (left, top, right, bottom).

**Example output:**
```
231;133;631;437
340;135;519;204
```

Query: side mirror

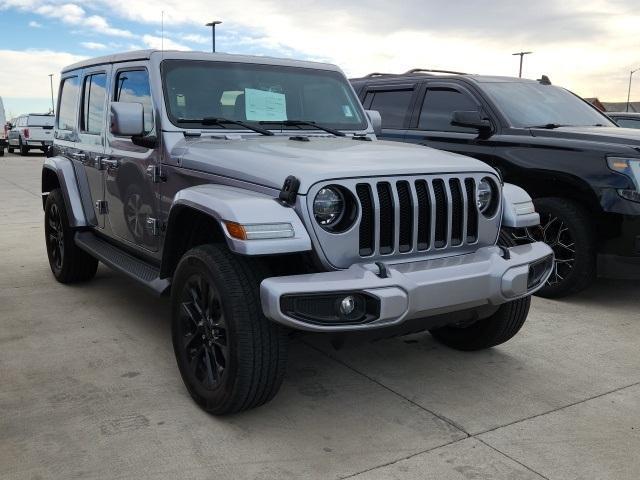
110;102;144;137
451;111;492;134
366;110;382;136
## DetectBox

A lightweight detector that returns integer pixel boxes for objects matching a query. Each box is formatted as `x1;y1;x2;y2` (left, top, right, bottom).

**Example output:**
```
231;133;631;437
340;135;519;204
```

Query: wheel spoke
203;347;216;386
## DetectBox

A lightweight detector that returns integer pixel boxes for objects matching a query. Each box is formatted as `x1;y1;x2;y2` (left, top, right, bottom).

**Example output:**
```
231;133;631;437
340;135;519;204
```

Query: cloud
180;33;208;44
141;35;190;51
81;42;107;50
0;49;86;98
28;20;42;28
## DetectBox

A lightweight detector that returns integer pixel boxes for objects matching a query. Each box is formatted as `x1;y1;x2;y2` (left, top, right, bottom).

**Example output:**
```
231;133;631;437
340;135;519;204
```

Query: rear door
361;84;418;141
77;66;111;229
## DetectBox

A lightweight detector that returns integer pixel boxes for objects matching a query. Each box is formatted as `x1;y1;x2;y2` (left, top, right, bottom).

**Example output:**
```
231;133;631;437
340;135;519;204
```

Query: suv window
58;77;79;131
81;73;107;135
616;118;640;129
418;88;478;132
365;89;413;129
114;70;153;134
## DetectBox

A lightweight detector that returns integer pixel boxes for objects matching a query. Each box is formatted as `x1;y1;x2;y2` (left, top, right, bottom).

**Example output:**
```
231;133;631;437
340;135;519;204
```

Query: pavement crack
476;438;551;480
304;341;472;437
475;379;640;437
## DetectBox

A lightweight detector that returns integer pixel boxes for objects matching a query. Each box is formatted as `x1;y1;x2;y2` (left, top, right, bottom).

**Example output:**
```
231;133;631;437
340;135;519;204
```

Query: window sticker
245;88;287;121
342;105;354;117
176;94;186;107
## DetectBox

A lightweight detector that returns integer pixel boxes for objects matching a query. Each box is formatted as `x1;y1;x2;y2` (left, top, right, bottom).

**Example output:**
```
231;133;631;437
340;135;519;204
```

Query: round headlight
476;178;494;214
314;187;345;227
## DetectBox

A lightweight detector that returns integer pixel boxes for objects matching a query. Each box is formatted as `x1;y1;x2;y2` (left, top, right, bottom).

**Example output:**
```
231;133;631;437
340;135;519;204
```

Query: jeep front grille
307;173;501;269
356;177;480;257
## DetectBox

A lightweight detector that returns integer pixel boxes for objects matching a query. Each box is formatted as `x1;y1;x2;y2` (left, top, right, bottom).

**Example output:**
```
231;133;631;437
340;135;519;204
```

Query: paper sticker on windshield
342;105;353;117
245;88;287;121
176;94;186;107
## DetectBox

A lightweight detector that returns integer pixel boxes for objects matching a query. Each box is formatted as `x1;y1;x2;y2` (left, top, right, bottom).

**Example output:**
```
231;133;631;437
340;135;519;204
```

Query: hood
174;136;495;193
530;126;640;150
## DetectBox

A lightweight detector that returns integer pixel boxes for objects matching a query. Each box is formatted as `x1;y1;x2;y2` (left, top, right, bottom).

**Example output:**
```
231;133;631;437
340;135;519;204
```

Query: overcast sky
1;0;639;117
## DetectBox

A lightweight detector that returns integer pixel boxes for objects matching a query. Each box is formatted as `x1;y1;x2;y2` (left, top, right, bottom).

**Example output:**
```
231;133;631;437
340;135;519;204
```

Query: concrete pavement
1;151;639;480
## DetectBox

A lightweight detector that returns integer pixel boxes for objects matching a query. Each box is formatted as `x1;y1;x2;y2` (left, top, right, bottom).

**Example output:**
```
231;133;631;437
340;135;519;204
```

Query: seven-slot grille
355;177;480;257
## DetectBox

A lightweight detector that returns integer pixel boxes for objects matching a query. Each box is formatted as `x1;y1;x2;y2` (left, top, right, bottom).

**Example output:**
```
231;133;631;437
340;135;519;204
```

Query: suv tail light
23;128;30;139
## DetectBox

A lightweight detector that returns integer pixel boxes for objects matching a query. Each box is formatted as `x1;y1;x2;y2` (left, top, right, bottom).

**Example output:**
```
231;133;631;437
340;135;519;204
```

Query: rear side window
616;118;640;129
58;76;79;131
418;88;478;132
114;70;153;135
366;89;413;129
81;73;107;135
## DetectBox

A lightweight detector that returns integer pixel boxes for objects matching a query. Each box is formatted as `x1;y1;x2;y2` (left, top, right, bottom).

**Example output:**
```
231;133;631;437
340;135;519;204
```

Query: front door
403;82;498;167
104;65;160;252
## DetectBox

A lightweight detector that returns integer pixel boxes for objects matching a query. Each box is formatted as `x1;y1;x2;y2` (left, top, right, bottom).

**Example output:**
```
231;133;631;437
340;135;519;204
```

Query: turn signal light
224;222;295;240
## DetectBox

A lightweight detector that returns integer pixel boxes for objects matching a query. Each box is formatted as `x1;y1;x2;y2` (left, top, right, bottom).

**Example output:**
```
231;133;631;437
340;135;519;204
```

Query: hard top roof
607;111;640;117
62;50;342;74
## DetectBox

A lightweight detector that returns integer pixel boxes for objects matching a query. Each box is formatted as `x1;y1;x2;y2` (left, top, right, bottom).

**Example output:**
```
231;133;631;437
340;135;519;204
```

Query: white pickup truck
8;113;54;156
0;97;6;156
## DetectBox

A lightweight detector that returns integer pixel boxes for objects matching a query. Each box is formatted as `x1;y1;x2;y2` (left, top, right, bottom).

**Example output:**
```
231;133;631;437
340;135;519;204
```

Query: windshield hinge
278;176;300;206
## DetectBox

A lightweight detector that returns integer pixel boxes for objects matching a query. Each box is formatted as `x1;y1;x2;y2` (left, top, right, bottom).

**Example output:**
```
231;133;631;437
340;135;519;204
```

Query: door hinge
95;200;108;215
145;218;165;236
146;165;167;183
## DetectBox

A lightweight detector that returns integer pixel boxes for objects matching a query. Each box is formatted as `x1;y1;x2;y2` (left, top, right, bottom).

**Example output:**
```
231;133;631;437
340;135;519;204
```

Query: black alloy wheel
510;211;575;287
46;202;65;275
176;272;229;391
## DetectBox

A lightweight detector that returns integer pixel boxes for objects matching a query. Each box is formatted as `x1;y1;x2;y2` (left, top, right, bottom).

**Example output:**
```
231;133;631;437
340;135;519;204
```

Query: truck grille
356;177;480;257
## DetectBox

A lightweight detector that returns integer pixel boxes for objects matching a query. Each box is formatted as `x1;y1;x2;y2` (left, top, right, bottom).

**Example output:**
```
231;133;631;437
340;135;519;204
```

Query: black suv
351;69;640;297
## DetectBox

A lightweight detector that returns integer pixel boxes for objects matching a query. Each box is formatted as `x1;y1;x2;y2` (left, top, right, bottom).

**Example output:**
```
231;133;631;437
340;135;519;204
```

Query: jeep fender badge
279;175;300;206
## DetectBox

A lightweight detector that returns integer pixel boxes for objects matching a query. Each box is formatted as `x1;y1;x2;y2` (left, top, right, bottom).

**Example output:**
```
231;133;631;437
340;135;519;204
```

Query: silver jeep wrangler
42;50;553;414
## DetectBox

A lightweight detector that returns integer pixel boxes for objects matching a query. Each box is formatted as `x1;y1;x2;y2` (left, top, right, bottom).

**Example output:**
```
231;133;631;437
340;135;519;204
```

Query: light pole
48;74;55;115
626;68;639;112
206;21;222;53
512;51;533;78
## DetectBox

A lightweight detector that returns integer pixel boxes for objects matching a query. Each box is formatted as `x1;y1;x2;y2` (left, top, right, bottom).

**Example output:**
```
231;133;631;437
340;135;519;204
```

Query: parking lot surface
1;151;639;480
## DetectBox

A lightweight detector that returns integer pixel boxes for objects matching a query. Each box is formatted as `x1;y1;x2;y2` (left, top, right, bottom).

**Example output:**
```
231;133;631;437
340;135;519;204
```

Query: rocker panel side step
75;231;170;295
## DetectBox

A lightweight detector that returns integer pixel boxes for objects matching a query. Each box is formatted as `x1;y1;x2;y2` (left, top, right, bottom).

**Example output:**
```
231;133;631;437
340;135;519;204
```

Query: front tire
44;189;98;283
171;244;288;415
510;197;596;298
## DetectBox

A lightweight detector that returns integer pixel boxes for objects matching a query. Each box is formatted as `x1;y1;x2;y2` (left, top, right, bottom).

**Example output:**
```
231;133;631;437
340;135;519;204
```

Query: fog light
339;296;356;316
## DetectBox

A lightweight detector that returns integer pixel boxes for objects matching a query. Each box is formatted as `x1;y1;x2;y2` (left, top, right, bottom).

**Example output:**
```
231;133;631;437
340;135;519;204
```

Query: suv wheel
429;230;531;350
8;146;14;153
171;244;288;415
19;138;29;156
510;197;596;298
45;189;99;283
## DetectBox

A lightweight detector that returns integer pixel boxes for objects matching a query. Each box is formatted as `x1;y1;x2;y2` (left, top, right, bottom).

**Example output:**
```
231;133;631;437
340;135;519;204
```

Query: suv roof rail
364;72;395;78
404;68;468;75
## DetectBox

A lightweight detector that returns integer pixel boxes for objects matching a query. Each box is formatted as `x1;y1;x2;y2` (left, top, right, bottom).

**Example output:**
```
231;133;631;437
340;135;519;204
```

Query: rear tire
19;138;29;156
44;189;98;283
0;147;4;157
429;295;531;351
171;244;288;415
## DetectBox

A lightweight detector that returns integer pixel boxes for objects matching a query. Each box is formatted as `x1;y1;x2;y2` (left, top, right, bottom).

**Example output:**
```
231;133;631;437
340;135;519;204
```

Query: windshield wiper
527;123;568;129
259;120;346;137
177;117;274;136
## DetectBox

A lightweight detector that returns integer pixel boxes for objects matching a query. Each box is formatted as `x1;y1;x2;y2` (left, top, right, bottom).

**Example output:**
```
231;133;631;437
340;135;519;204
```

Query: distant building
584;97;640;113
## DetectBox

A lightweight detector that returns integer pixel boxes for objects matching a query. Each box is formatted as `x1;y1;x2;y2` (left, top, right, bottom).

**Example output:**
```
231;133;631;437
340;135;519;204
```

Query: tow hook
375;261;389;279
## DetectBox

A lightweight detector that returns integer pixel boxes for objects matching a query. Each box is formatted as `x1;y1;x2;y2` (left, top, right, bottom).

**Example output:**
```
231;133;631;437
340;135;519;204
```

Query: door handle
98;157;120;170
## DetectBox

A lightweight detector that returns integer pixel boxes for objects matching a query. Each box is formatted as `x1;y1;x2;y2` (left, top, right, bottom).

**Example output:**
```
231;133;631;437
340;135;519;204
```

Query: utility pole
206;21;222;53
512;51;533;78
627;68;639;112
48;74;55;115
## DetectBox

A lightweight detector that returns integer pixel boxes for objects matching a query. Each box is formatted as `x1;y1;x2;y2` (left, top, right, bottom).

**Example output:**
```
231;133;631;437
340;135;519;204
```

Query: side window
81;73;107;135
418;88;479;132
367;89;413;129
58;76;80;131
616;118;640;129
114;70;153;135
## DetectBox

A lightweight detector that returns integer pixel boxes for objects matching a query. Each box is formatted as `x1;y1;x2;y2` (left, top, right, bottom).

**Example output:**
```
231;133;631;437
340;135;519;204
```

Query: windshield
161;60;367;131
28;115;54;127
482;82;615;128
